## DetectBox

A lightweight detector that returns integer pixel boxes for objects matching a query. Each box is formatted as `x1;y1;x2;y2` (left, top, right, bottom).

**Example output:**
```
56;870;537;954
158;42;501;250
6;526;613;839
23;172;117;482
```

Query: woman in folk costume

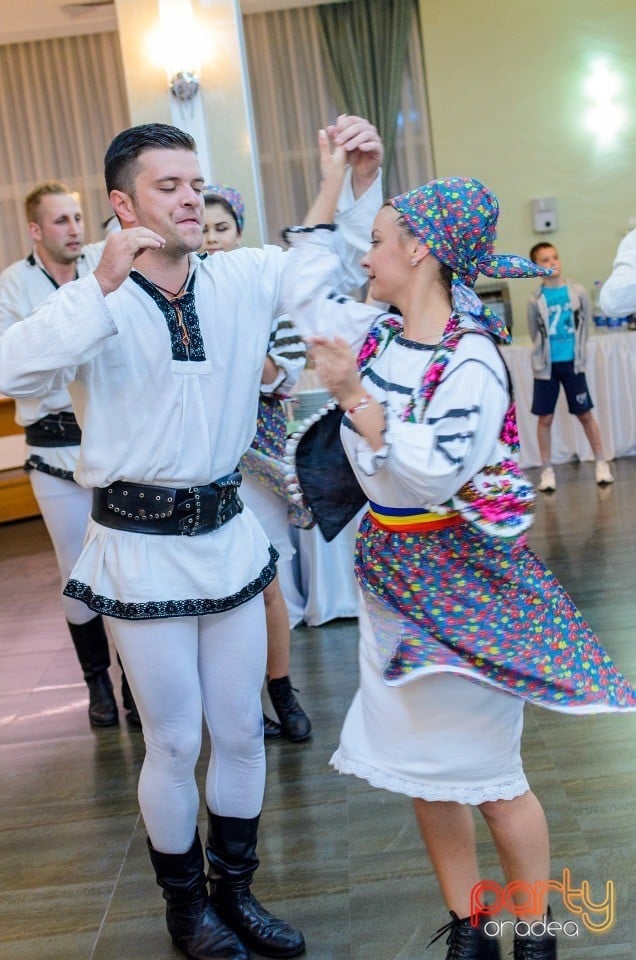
282;138;636;960
200;184;312;741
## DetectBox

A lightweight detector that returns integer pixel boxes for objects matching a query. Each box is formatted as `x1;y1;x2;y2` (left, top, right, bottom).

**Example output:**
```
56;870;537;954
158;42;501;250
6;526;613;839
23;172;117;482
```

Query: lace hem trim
329;750;529;804
24;454;75;483
63;545;278;620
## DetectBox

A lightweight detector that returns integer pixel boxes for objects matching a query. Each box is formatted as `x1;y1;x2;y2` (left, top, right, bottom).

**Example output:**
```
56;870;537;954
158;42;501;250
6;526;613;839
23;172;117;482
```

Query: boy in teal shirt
527;242;613;491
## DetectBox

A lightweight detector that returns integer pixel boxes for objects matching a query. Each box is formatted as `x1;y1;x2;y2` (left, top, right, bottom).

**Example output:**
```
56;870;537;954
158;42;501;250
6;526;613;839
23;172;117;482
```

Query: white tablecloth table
501;331;636;468
289;509;363;627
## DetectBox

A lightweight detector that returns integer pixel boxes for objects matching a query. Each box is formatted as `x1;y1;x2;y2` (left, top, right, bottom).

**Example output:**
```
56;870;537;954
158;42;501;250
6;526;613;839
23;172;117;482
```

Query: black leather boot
67;616;118;727
267;676;311;742
263;714;282;739
206;812;305;958
117;654;142;728
513;911;558;959
147;831;248;960
428;911;502;959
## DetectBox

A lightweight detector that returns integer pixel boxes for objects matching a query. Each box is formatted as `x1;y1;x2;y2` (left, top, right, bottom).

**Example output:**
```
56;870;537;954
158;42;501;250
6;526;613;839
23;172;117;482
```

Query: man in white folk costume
0;117;383;960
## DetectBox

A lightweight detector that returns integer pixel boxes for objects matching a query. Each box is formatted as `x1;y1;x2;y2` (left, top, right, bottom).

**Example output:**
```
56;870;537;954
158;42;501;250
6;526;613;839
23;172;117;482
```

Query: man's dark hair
104;123;197;196
529;241;557;264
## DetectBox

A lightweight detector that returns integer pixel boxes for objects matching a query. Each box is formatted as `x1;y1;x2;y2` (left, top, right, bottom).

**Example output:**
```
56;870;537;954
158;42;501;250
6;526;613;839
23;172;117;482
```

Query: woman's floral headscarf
202;184;245;233
389;177;551;343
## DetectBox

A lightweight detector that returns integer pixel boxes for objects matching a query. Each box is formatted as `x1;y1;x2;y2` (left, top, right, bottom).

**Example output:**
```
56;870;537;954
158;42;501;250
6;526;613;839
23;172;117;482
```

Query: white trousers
107;593;267;853
240;473;305;627
29;469;94;625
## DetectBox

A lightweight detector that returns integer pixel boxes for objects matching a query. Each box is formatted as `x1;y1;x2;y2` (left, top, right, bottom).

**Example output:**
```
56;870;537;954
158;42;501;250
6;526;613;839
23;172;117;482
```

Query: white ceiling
0;0;345;46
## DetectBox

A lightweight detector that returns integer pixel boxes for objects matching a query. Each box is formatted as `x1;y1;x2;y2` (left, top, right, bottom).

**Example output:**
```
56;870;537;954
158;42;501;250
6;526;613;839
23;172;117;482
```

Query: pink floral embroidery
356;316;403;371
357;334;380;367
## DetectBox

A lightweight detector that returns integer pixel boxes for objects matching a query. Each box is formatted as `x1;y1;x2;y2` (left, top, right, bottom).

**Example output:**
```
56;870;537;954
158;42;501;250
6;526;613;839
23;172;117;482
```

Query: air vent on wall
61;0;115;16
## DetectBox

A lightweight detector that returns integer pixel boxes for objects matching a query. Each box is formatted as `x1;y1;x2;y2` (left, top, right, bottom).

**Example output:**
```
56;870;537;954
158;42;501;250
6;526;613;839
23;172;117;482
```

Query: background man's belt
25;412;82;447
92;473;243;536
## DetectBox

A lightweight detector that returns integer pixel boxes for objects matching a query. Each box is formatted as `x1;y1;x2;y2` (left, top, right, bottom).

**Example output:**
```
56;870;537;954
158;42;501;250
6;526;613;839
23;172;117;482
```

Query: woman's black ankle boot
513;911;558;959
428;911;502;959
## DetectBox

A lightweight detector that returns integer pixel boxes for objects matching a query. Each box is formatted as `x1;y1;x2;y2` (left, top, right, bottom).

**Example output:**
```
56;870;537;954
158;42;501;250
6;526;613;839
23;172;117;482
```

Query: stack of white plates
292;389;333;421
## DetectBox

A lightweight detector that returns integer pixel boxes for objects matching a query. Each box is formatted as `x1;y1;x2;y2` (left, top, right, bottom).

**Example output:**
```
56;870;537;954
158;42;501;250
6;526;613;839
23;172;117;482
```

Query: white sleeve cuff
349;401;390;476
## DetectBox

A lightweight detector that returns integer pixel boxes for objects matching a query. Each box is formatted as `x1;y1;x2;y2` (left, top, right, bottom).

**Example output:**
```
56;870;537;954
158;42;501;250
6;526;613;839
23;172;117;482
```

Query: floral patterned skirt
354;514;636;714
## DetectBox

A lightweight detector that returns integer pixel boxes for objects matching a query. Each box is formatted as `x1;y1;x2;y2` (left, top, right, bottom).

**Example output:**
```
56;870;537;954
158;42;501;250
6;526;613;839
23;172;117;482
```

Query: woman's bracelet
346;393;373;416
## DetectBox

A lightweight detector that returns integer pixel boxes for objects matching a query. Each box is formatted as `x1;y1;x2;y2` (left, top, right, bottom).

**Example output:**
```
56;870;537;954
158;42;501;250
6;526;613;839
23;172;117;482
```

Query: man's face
30;193;84;265
124;148;205;256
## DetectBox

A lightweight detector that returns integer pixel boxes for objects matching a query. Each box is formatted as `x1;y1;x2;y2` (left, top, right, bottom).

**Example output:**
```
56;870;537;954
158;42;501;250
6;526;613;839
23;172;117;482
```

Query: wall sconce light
583;57;627;148
154;0;204;103
170;70;200;103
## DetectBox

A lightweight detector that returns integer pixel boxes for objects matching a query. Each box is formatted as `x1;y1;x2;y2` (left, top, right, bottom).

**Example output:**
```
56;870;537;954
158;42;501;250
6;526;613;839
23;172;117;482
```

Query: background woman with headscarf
281;134;636;960
200;183;312;742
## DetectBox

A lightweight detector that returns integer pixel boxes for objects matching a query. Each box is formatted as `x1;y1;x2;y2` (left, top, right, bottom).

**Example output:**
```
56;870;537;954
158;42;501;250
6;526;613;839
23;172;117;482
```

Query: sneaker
537;466;556;492
595;460;614;485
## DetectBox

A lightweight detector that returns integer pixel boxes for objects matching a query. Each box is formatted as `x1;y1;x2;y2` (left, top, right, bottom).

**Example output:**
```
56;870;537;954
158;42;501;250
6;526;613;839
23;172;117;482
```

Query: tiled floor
1;459;635;959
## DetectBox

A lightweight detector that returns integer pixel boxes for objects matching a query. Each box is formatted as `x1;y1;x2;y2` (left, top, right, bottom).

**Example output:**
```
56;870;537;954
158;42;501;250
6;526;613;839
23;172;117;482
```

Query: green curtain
316;0;417;192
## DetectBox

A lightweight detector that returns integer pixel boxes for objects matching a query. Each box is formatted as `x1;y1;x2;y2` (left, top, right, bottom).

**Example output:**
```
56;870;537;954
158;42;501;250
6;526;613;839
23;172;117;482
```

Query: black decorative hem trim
24;454;76;483
281;224;336;244
63;545;279;620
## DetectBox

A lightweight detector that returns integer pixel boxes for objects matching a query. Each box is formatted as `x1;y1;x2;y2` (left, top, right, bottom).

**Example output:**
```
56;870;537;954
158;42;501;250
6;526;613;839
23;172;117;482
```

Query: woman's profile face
200;201;241;254
360;206;413;306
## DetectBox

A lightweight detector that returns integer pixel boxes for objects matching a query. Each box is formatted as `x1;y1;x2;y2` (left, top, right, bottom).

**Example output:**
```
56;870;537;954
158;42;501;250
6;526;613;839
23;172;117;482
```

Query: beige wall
419;0;636;335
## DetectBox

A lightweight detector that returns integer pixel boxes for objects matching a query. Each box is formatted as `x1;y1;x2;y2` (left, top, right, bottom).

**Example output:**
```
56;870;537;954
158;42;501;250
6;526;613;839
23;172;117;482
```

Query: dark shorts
531;361;594;416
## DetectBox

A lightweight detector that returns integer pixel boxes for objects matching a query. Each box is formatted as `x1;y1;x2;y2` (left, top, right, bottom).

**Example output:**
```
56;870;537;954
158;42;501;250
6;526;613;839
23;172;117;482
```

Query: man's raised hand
94;227;165;296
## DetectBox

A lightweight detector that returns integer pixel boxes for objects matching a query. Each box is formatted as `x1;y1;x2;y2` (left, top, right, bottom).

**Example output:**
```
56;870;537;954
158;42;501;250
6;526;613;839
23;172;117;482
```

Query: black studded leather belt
91;472;243;536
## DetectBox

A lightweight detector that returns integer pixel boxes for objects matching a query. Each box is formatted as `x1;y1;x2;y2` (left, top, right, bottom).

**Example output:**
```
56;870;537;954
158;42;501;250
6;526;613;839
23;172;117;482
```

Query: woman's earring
410;258;418;266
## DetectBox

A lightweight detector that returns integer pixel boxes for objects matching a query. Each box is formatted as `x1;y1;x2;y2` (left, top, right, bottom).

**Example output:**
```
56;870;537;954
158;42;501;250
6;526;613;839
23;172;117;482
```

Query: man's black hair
104;123;197;196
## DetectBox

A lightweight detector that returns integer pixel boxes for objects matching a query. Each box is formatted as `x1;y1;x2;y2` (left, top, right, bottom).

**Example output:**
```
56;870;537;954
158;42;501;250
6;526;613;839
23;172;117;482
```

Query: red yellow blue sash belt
368;501;462;534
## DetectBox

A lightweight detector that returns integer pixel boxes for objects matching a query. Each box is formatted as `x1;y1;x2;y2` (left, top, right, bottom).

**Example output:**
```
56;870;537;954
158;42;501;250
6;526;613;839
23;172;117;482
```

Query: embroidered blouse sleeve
351;339;510;506
282;226;380;353
260;313;307;395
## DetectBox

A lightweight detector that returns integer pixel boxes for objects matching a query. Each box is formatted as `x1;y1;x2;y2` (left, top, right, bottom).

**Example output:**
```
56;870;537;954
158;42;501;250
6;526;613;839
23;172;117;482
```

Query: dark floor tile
0;882;112;943
0;813;139;890
1;461;636;959
0;931;99;960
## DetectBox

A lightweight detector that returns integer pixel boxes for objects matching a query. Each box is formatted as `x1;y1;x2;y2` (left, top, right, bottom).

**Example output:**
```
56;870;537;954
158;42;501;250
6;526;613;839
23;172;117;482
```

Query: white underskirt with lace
330;594;529;805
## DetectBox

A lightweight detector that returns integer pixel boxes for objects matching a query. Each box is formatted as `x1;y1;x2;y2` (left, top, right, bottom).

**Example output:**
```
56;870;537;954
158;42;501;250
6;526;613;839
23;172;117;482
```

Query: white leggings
29;469;94;625
107;594;267;854
240;473;305;627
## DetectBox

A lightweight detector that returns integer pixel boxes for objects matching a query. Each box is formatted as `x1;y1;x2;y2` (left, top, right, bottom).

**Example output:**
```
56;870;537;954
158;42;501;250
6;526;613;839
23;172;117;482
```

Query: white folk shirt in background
0;242;104;475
